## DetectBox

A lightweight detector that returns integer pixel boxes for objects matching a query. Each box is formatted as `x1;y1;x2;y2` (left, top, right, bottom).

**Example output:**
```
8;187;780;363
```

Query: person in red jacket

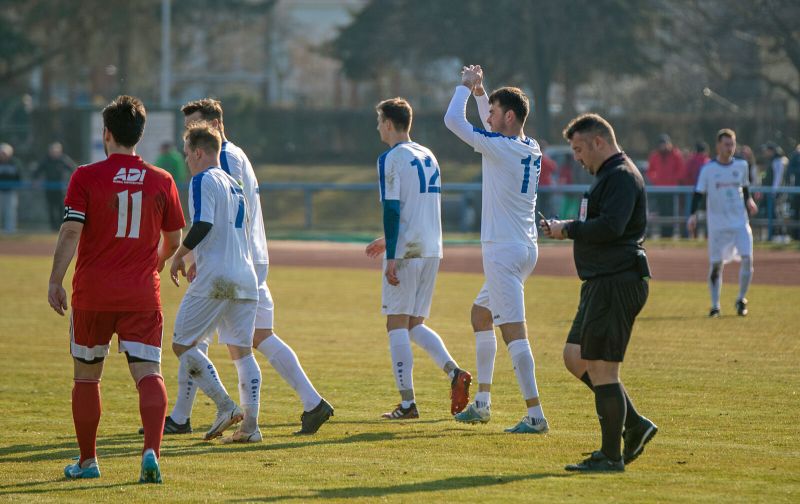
646;134;686;237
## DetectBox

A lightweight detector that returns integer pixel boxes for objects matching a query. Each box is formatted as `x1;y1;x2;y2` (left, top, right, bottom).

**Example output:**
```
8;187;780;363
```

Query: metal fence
1;181;798;240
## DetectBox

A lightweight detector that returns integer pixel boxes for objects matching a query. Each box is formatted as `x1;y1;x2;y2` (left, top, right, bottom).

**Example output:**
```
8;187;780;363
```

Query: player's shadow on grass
231;473;575;502
156;429;487;459
0;433;145;463
0;479;140;497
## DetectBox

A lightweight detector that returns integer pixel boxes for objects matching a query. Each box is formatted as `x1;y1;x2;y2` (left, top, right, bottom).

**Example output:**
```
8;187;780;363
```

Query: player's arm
563;172;638;243
444;65;482;147
170;222;211;286
48;221;83;316
742;186;757;216
157;229;182;273
473;66;491;130
383;199;401;286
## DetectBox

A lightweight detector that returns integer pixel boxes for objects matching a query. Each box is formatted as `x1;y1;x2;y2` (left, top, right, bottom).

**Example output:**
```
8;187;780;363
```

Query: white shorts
255;263;275;329
709;225;753;264
173;295;257;347
381;257;440;318
475;242;538;325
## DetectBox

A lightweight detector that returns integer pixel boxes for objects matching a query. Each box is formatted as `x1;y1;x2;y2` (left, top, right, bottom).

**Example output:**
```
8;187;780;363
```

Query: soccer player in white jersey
168;123;259;441
688;128;757;317
365;98;472;420
444;65;549;434
165;99;332;440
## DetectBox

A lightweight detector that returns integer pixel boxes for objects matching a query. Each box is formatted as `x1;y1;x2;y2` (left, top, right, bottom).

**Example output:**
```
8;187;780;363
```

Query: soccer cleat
735;298;748;317
64;457;100;479
138;415;192;435
381;402;419;420
565;450;625;472
623;416;658;465
709;308;721;318
220;427;263;444
450;369;472;415
294;399;334;435
453;402;491;424
139;449;162;484
504;416;549;434
204;403;244;441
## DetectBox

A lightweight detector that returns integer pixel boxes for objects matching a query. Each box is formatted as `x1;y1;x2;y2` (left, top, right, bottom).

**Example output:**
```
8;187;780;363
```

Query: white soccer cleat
204;403;244;441
220;427;262;444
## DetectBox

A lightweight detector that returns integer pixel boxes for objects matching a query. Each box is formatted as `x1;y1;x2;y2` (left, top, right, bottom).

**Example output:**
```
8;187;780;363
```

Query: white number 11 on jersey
116;190;142;238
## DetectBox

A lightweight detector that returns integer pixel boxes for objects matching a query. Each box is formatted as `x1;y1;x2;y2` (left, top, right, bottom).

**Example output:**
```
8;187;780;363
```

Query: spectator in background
154;142;188;185
787;144;800;240
762;142;789;242
646;134;686;238
0;143;22;234
35;142;77;231
685;141;710;187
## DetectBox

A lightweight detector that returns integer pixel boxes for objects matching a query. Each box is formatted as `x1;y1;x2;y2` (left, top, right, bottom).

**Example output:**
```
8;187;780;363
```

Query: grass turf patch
0;257;798;502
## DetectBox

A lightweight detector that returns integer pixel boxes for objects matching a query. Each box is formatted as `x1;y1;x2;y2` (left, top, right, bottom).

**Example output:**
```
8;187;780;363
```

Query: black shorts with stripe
566;269;648;362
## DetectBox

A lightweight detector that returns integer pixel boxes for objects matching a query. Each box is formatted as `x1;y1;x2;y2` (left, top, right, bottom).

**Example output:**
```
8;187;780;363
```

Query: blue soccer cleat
64;457;100;479
504;416;549;434
454;402;491;424
139;449;162;484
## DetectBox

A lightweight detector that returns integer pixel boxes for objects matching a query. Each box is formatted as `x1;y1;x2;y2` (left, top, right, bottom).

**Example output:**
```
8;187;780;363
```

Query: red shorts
70;309;163;363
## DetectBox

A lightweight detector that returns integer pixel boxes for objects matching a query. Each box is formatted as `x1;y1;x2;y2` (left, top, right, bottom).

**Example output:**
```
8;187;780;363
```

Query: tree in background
329;0;664;140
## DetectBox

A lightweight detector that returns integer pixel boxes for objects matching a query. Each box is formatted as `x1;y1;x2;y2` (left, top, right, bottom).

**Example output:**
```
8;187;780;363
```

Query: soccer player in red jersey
47;95;185;483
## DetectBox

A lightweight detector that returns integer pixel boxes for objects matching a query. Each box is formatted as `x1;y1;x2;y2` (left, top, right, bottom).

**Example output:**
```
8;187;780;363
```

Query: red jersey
64;153;185;311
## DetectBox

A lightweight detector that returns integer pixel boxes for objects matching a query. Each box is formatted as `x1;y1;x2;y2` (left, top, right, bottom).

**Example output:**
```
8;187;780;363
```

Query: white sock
169;340;208;423
409;324;457;372
507;339;544;420
527;404;544;420
388;328;414;402
256;334;322;411
475;330;497;389
474;391;491;409
233;353;261;432
179;347;233;411
738;256;753;301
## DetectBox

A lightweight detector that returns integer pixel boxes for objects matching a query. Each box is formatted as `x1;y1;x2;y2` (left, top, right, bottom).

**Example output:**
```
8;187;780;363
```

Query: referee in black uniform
543;113;657;472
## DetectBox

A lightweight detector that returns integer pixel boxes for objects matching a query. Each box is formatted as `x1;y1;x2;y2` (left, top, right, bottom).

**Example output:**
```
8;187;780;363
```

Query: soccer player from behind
169;122;260;441
365;97;472;420
444;65;549;433
164;99;332;438
47;95;185;482
688;129;757;317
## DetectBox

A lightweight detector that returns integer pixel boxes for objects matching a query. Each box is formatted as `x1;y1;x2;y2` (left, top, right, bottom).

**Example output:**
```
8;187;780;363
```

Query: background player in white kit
165;99;332;438
444;65;549;434
365;97;472;420
688;128;757;317
169;123;260;441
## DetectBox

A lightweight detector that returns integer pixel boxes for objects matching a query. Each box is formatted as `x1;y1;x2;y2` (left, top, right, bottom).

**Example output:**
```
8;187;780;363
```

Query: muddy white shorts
381;257;440;318
173;294;257;347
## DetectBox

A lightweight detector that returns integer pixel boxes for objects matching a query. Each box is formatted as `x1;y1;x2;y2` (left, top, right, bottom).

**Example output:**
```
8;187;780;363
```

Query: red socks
72;380;101;464
137;374;168;458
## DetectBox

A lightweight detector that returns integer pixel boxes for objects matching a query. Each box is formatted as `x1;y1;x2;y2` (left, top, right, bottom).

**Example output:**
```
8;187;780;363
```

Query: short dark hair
376;97;412;132
181;98;224;122
488;87;530;124
562;113;617;145
183;121;221;156
102;95;146;148
716;128;736;142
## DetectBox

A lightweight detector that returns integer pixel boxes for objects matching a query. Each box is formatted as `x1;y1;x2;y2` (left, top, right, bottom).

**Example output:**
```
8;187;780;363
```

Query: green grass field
1;256;798;503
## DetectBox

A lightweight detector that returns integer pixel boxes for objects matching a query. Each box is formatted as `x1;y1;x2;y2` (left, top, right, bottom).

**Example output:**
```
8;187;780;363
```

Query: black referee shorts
566;270;649;362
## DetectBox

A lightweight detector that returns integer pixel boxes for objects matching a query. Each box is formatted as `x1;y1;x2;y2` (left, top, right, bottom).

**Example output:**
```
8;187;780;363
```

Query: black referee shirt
565;152;648;280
